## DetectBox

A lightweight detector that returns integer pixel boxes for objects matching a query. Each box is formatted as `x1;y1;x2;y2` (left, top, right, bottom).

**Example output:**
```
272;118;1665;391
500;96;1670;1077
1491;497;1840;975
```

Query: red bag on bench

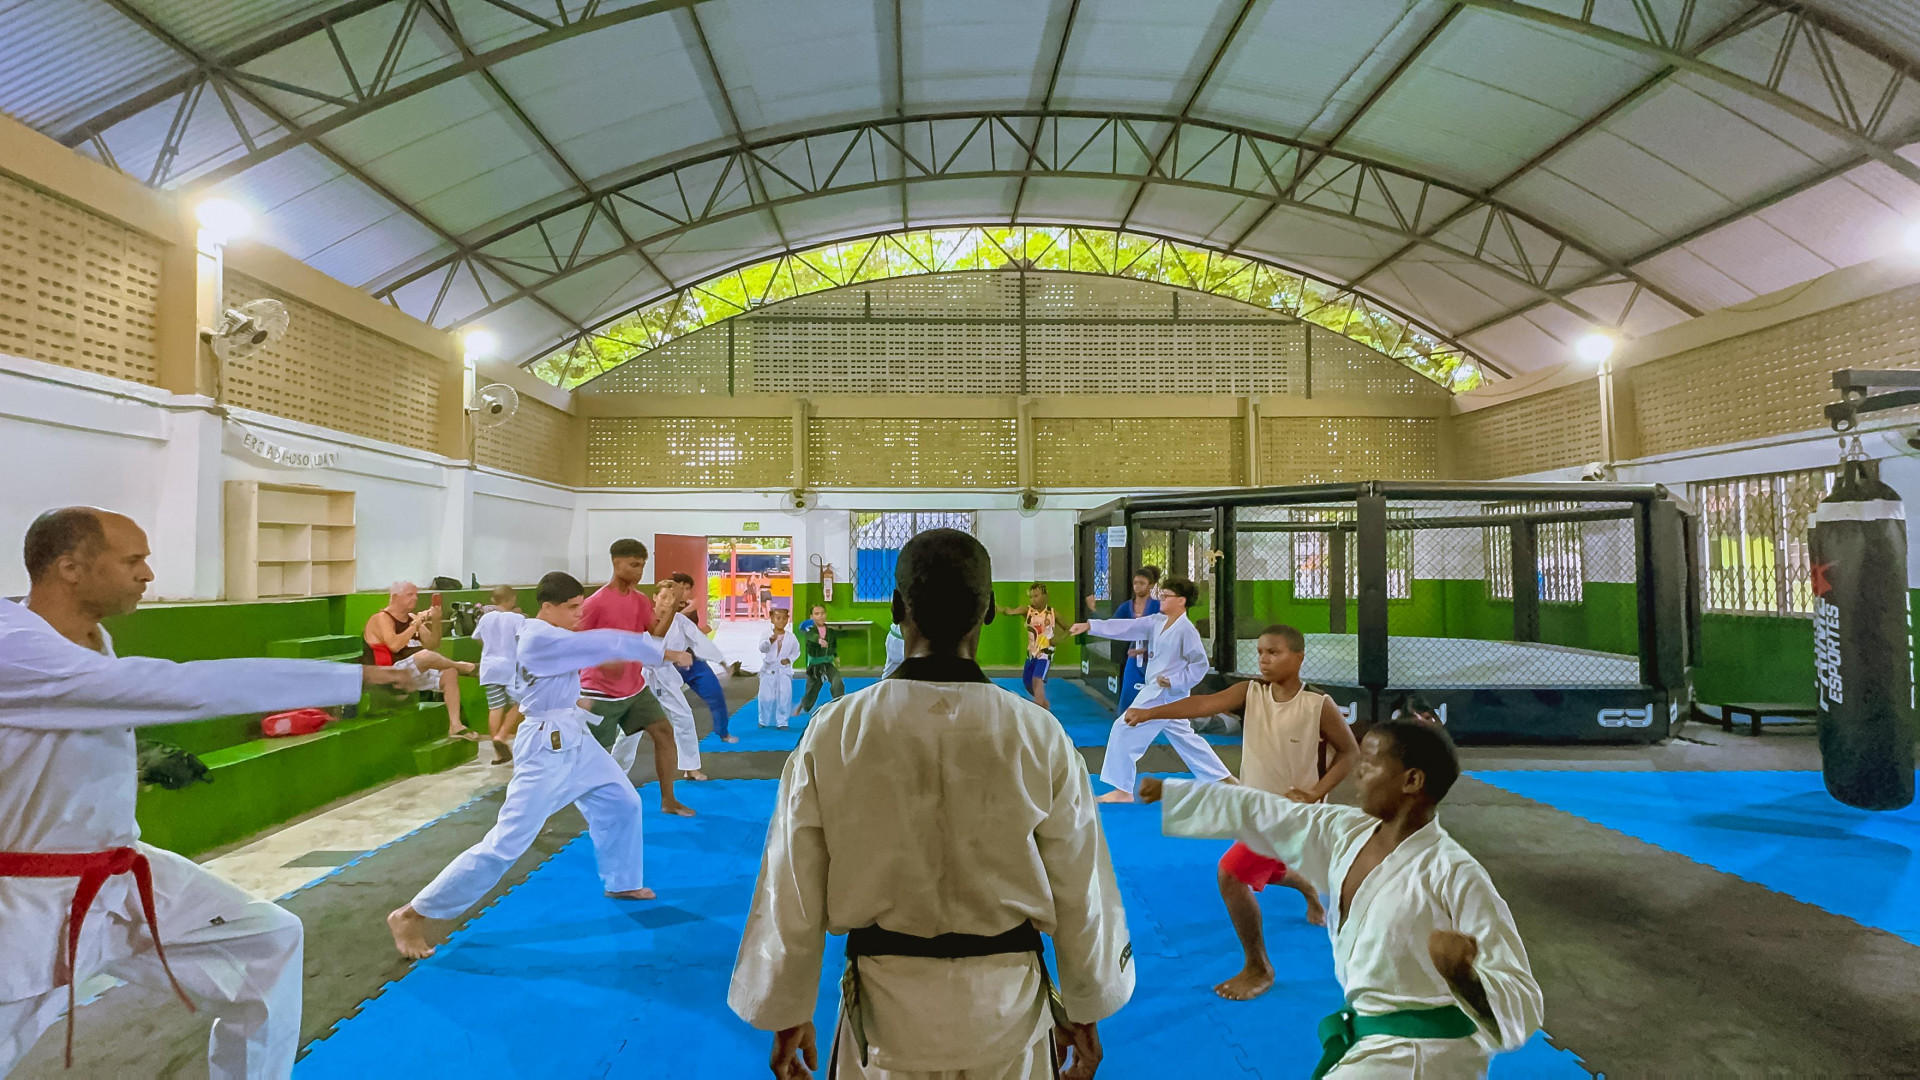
261;708;332;737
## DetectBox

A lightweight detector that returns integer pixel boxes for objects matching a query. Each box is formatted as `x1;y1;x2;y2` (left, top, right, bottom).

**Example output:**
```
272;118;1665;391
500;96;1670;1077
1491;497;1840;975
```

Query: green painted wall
793;580;1083;670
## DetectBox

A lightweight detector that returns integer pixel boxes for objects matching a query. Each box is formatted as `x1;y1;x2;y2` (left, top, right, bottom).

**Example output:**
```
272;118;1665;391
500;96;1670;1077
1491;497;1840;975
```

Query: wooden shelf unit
225;481;358;600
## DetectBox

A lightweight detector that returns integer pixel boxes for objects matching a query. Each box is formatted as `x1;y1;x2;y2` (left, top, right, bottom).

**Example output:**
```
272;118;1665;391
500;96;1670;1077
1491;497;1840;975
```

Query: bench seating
1696;700;1819;737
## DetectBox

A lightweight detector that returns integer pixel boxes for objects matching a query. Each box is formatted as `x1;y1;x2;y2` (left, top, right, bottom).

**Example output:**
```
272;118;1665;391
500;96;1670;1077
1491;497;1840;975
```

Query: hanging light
1574;331;1617;365
194;199;253;245
462;329;498;359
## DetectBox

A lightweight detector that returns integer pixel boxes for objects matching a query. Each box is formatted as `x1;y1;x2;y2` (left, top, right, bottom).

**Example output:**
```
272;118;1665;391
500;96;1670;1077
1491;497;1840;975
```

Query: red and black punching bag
1809;456;1914;811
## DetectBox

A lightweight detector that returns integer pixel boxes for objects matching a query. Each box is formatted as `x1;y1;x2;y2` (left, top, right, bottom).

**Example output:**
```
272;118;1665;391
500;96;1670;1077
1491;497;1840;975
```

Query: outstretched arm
1125;679;1250;724
518;627;667;676
1148;776;1360;873
1070;615;1157;642
0;633;367;730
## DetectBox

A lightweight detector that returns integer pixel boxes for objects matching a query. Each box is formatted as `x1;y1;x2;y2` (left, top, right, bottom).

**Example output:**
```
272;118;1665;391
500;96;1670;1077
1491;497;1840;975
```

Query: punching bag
1809;456;1915;810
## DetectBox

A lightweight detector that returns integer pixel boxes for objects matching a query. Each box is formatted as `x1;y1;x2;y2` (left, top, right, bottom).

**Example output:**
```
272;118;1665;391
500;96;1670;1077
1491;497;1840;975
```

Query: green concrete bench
136;701;477;856
266;633;362;660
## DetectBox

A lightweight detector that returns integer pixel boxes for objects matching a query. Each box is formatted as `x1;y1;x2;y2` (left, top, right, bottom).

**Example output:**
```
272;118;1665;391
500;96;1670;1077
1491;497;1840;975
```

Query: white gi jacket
0;598;361;1002
1085;614;1210;710
514;620;665;719
758;630;801;680
1160;780;1543;1076
647;612;722;692
730;660;1134;1073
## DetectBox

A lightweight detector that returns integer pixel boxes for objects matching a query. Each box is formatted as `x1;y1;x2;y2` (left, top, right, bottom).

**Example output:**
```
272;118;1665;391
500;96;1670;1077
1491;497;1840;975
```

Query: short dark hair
1160;575;1199;605
1369;718;1461;803
895;528;993;650
1029;582;1048;595
24;507;106;582
609;538;648;560
1134;565;1161;585
669;572;695;587
536;571;586;607
1259;624;1305;652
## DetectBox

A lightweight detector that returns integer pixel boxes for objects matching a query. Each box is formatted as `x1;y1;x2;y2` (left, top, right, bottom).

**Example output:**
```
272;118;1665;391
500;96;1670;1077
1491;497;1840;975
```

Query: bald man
364;580;479;740
0;508;411;1078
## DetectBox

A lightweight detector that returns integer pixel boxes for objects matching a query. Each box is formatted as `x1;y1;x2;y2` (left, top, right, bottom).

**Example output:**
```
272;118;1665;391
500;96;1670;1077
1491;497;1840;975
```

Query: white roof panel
903;0;1053;112
696;0;888;134
1049;0;1230;113
1196;0;1426;137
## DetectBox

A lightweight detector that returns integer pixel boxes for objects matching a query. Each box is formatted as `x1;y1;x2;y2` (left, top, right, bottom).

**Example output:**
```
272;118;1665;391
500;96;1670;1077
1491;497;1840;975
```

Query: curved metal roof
7;0;1920;381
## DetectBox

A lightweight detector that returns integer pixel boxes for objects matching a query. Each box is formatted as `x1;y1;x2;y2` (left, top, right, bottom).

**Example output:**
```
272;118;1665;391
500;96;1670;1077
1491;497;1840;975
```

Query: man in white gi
1141;718;1544;1077
387;571;691;959
731;529;1133;1080
1066;576;1232;803
652;573;726;779
0;507;411;1078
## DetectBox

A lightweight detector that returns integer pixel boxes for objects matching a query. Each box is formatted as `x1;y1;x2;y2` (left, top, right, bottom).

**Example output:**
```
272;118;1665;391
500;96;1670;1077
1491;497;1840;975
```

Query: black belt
845;923;1042;960
829;922;1066;1078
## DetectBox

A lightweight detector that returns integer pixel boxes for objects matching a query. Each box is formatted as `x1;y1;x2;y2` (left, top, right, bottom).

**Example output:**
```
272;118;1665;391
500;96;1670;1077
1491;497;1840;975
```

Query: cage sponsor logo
1597;707;1653;728
1107;676;1118;694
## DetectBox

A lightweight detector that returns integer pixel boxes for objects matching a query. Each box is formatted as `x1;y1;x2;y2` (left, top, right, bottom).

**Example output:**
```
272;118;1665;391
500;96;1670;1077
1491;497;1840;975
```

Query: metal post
1213;503;1236;671
1327;529;1348;634
1356;490;1389;692
726;319;736;396
1511;521;1540;643
1596;356;1616;465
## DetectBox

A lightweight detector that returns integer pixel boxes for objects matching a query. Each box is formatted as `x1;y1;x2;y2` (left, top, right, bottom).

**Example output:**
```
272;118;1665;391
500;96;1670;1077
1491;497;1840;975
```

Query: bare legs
1213;864;1327;1001
404;652;479;739
648;726;694;817
486;703;520;764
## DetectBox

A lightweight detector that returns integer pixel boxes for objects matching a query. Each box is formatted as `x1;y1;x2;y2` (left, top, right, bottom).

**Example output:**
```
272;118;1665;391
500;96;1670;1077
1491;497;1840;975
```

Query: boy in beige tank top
1124;624;1360;1001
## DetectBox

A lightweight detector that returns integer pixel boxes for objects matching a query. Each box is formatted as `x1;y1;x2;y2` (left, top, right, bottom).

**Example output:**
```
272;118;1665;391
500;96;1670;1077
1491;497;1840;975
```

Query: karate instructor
0;507;410;1078
730;529;1134;1079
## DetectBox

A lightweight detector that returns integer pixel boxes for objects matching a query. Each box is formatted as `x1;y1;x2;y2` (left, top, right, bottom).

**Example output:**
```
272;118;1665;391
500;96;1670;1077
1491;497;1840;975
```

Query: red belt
0;848;194;1067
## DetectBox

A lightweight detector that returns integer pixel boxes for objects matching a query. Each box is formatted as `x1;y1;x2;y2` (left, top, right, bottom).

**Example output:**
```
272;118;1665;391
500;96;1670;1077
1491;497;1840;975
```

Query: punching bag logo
1813;574;1843;710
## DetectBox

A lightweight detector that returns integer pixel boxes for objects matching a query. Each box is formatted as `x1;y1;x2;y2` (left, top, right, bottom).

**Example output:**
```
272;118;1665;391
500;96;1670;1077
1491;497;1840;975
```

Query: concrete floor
18;678;1920;1078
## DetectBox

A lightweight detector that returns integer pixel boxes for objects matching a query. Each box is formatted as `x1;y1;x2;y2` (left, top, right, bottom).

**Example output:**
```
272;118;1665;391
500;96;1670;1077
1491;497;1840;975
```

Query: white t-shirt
474;609;527;686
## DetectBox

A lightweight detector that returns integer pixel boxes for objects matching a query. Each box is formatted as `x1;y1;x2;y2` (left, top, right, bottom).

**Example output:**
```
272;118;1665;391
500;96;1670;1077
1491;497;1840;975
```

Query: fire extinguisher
813;554;835;603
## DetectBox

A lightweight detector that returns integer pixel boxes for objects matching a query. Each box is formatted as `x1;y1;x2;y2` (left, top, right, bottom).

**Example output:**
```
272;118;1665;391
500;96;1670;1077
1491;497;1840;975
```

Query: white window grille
850;512;978;602
1696;468;1834;616
1483;502;1584;603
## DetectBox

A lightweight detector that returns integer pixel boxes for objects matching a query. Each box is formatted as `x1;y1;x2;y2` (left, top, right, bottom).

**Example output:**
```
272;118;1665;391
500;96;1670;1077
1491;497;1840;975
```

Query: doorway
708;535;793;670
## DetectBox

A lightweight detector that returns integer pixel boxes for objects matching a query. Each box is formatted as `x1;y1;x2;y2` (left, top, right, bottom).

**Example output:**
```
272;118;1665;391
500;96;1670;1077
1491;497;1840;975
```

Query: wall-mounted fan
203;298;290;362
1018;488;1043;517
785;489;815;514
468;383;520;430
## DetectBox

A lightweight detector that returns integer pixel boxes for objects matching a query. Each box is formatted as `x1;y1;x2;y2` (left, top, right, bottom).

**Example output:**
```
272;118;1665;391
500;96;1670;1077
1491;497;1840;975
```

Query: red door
654;534;711;630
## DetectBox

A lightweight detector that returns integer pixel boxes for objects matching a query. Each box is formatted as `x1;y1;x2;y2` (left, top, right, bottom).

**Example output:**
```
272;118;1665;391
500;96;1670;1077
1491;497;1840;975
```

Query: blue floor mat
300;781;1584;1078
1473;769;1920;945
707;676;1239;753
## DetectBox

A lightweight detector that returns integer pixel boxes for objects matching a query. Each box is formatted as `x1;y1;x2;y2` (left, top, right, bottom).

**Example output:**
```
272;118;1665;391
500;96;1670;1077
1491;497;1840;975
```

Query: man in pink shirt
578;538;694;817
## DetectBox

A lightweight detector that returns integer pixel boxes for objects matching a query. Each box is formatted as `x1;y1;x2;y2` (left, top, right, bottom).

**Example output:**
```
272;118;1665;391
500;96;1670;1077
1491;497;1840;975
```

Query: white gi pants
830;954;1053;1079
1325;1034;1494;1077
411;711;645;918
1097;717;1231;794
0;856;302;1080
654;682;702;771
757;673;792;728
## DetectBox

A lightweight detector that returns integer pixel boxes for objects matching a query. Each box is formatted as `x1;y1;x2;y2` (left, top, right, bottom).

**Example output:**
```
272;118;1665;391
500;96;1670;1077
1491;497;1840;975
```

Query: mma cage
1075;482;1697;744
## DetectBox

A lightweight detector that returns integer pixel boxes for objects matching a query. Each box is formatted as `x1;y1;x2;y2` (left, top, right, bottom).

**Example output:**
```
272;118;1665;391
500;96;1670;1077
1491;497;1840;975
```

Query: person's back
731;529;1132;1079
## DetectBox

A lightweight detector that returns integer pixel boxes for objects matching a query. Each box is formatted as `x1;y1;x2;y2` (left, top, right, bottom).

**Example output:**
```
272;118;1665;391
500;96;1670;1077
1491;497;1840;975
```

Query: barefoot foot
1096;790;1136;804
661;801;697;817
721;735;740;744
606;887;656;901
1304;898;1328;927
681;769;709;781
492;740;513;765
387;905;437;959
1214;966;1275;1001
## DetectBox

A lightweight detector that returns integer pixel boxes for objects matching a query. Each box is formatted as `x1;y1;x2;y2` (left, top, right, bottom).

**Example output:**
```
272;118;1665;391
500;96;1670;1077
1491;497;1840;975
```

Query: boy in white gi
387;571;691;959
651;573;722;780
0;507;410;1078
1141;719;1544;1078
474;584;527;765
1126;624;1360;1001
731;529;1132;1079
758;605;800;729
1067;575;1232;803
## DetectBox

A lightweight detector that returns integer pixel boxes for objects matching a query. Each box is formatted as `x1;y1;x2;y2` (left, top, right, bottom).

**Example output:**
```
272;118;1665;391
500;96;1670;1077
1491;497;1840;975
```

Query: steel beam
1008;0;1083;222
1116;0;1260;231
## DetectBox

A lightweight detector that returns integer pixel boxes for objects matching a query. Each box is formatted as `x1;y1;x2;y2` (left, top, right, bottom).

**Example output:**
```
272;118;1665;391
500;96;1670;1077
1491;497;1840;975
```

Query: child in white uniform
473;584;527;765
387;571;691;959
758;606;800;729
1068;575;1232;803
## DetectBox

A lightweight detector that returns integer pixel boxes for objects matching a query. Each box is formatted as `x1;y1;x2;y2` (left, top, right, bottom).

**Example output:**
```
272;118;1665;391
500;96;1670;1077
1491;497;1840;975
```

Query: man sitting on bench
363;581;477;740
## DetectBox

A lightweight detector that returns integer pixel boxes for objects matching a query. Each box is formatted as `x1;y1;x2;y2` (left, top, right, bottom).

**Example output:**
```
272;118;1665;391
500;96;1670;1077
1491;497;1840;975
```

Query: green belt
1311;1003;1478;1078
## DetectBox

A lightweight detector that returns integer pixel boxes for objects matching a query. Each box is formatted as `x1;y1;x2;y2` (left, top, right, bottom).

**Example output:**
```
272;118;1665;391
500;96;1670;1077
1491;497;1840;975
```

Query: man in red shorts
1124;624;1359;1000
